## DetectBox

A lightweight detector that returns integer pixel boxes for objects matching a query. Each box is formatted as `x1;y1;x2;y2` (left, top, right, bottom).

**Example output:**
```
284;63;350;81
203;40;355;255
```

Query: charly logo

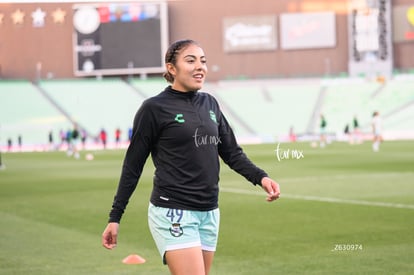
209;110;217;123
169;223;183;237
175;114;185;123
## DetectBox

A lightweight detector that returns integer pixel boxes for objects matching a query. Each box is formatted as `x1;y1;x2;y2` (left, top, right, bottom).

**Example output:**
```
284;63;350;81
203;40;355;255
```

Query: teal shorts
148;203;220;264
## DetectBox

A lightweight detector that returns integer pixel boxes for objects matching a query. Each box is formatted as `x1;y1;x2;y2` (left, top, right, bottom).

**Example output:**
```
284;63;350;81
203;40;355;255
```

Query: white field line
221;187;414;210
278;172;414;183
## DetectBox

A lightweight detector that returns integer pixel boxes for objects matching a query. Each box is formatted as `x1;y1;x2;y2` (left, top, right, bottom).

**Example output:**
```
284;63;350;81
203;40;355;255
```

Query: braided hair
163;39;198;83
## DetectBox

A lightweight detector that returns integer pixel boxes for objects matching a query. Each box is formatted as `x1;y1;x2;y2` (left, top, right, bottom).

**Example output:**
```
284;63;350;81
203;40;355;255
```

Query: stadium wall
0;0;413;81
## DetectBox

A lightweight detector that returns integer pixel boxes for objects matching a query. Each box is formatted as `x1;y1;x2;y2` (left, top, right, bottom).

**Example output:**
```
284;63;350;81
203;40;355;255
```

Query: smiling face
166;43;207;92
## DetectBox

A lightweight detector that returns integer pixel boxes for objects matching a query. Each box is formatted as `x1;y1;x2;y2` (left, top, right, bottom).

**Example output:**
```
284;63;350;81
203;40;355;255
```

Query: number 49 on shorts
166;209;183;223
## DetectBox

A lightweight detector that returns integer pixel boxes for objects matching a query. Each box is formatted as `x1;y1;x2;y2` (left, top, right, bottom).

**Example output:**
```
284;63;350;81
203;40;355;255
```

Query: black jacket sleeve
108;100;158;223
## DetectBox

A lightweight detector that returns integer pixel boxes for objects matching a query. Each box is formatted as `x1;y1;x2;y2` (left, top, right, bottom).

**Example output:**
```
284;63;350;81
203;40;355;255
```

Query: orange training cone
122;254;146;264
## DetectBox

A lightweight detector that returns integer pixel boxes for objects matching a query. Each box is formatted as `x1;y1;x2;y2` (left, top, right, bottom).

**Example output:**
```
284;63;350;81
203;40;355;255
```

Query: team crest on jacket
209;110;217;123
169;223;183;237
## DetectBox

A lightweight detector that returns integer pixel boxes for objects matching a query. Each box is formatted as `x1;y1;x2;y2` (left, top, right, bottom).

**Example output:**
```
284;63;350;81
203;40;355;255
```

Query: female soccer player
102;39;281;275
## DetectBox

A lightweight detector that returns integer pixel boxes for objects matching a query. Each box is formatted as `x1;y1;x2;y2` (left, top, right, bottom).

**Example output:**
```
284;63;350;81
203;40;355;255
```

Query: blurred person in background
352;115;362;144
100;128;107;149
128;127;133;142
344;124;350;143
71;124;80;159
319;114;327;147
7;138;12;152
48;130;54;151
17;135;22;151
66;124;80;159
81;128;87;150
65;128;72;154
372;111;383;152
101;39;281;275
115;128;122;147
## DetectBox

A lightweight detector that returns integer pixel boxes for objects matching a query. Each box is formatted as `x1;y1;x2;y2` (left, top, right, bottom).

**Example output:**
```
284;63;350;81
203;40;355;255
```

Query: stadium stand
0;80;71;149
38;78;144;144
376;79;414;137
212;79;321;142
384;105;414;130
320;77;414;138
369;80;414;117
320;79;380;135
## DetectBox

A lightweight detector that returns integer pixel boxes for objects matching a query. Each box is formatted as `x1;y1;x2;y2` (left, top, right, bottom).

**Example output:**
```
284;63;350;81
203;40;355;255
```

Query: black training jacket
109;86;268;223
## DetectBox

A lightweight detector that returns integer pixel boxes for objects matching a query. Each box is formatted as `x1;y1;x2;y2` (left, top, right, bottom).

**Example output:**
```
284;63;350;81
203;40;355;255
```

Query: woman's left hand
261;177;281;202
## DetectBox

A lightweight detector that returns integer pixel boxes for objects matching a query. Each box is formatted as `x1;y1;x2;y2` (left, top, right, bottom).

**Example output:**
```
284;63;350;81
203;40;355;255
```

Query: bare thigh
165;247;215;275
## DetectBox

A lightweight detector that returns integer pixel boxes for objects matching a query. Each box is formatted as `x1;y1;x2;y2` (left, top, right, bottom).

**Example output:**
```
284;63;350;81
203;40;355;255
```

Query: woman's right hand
102;222;119;249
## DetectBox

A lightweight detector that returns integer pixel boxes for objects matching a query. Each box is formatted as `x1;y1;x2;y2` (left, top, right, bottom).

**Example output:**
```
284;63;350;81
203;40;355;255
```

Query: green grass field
1;141;413;275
